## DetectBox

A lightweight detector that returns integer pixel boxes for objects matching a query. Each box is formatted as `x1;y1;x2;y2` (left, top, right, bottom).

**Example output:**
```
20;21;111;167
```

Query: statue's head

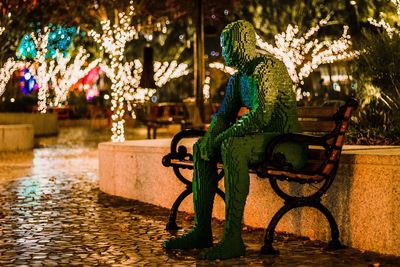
220;20;257;68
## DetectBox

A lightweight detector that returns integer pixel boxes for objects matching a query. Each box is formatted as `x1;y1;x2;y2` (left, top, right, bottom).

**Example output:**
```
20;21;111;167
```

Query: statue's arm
198;73;240;160
206;73;241;138
215;59;286;146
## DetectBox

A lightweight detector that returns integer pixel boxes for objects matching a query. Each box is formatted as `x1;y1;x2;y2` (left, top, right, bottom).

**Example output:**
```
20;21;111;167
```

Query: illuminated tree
0;58;24;97
256;18;358;99
88;1;137;142
368;0;400;38
20;27;55;113
52;48;101;106
99;59;189;119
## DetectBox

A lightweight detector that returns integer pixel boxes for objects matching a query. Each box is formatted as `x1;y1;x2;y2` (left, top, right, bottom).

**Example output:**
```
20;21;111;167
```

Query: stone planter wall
0;124;34;151
98;139;400;256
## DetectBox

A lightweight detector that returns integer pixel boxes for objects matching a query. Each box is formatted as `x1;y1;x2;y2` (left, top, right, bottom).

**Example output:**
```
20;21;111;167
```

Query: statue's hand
197;136;216;161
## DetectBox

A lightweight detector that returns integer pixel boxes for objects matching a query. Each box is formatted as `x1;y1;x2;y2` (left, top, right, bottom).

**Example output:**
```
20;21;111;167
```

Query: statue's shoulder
257;55;285;70
254;55;287;78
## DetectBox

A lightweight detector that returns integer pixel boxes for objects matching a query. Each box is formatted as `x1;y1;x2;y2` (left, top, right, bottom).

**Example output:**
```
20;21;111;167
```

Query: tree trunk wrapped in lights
21;28;53;113
88;2;136;142
0;58;25;97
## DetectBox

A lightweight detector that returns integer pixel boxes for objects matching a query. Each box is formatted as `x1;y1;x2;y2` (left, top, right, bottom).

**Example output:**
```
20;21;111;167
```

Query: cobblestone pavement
0;127;399;266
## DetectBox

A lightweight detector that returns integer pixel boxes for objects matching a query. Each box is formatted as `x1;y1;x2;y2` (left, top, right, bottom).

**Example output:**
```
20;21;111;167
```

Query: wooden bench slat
239;106;338;120
308;148;326;160
297;107;338;118
300;120;336;132
303;159;324;172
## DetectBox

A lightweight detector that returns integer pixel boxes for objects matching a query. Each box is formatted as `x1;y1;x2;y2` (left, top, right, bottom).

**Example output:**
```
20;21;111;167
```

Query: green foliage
358;31;400;106
350;30;400;145
347;100;400;145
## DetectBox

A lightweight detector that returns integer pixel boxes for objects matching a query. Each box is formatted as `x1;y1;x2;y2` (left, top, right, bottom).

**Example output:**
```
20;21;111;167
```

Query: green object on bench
162;20;359;260
163;20;308;260
162;100;359;258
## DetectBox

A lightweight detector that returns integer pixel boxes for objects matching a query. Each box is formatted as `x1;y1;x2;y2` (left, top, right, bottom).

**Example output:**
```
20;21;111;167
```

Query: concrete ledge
0;124;34;151
98;140;400;256
58;118;109;128
0;113;58;136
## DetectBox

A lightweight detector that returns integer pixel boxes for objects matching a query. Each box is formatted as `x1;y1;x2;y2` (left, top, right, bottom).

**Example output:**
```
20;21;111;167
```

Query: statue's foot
163;228;212;249
200;238;245;260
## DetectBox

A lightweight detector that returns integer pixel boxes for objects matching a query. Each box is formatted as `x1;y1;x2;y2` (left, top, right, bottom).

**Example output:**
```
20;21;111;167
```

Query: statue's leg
164;142;218;249
201;133;280;260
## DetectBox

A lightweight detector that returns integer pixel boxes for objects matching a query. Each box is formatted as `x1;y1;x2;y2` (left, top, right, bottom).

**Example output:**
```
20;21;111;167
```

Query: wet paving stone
0;127;399;266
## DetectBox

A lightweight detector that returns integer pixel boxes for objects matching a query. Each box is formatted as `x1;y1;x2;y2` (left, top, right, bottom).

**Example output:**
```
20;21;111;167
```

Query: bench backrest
298;99;358;177
239;98;358;178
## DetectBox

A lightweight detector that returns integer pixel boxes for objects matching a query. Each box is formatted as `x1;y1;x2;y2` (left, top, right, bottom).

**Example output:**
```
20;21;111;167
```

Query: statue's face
220;33;233;66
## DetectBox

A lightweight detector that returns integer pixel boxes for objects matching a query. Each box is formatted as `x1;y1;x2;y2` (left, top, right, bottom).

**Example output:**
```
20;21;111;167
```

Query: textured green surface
164;20;306;259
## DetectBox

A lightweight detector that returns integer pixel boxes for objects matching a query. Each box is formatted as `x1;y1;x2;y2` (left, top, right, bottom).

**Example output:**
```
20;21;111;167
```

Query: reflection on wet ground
0;126;399;266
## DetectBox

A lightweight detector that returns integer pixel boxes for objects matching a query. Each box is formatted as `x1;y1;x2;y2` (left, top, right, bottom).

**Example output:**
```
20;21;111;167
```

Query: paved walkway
0;127;399;266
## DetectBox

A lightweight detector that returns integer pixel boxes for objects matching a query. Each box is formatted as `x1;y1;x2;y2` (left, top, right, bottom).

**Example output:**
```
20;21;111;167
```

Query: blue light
46;26;77;58
17;25;77;59
20;69;37;95
17;34;37;59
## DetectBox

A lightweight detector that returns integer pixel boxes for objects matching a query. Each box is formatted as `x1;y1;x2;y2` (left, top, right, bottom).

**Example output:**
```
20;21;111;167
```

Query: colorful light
46;25;77;58
17;34;37;59
17;26;76;60
20;68;37;94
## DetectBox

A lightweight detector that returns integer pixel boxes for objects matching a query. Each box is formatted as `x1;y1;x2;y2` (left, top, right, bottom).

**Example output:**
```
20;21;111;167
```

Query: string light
203;75;211;101
52;47;100;106
392;0;400;15
368;18;400;38
24;27;57;113
153;60;189;87
209;62;237;75
88;1;137;142
0;27;4;36
256;18;358;100
99;56;189;129
368;0;400;39
16;27;98;112
0;58;25;97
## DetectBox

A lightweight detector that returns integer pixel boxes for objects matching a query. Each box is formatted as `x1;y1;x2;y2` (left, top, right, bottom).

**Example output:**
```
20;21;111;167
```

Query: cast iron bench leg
165;184;225;231
311;201;343;250
261;200;343;255
166;185;192;230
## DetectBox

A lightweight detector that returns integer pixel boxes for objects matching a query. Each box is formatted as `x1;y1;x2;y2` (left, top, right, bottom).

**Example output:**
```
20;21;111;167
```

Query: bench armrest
162;129;206;167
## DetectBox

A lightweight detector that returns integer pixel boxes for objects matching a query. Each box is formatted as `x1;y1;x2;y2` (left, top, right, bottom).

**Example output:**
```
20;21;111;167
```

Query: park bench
136;102;190;139
162;98;359;254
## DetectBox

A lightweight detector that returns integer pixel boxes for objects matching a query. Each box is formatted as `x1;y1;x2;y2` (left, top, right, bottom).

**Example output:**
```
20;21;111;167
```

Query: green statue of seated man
164;20;306;260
